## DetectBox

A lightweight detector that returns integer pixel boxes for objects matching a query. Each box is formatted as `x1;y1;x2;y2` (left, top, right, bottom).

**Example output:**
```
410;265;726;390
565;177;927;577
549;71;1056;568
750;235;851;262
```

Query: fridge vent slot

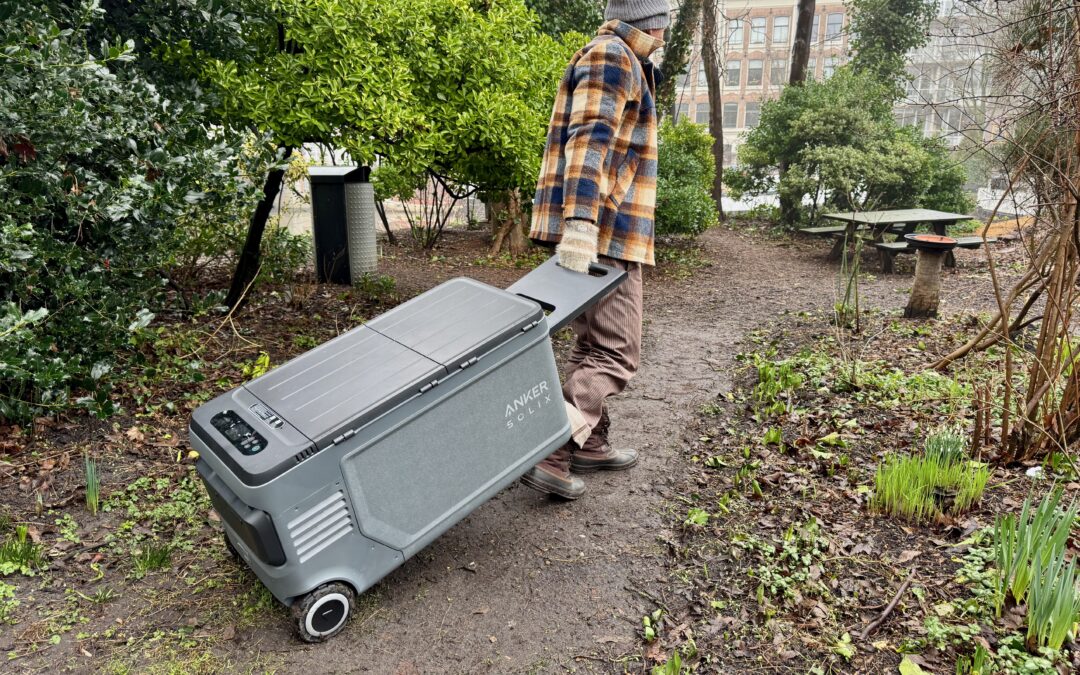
287;491;354;563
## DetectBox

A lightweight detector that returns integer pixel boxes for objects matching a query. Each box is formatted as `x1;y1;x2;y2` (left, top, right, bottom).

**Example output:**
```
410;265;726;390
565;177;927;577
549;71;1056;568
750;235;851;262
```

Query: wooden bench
873;237;999;273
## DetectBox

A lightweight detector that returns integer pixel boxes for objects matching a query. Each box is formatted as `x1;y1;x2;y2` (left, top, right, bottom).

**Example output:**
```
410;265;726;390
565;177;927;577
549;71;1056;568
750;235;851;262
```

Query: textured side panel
287;490;355;563
345;182;378;278
340;341;568;552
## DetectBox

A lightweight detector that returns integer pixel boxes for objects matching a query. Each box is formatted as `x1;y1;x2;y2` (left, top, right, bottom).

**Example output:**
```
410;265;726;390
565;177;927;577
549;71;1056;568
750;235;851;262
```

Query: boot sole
520;472;583;500
571;454;639;473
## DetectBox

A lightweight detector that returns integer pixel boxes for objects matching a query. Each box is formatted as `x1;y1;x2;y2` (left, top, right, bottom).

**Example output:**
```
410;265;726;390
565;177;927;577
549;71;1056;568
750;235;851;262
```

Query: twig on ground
624;584;670;613
859;570;915;640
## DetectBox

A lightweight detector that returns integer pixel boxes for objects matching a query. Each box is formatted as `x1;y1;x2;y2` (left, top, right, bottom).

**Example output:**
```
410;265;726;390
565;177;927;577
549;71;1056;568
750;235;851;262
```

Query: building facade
667;1;851;166
667;1;984;167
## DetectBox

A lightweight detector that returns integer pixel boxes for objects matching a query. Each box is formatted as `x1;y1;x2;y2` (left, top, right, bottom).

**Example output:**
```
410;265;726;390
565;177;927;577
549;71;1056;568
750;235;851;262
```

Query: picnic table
801;209;991;273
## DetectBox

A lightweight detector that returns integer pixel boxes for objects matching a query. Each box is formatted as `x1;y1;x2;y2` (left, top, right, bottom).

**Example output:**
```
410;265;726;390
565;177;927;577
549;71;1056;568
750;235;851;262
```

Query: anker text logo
505;381;552;429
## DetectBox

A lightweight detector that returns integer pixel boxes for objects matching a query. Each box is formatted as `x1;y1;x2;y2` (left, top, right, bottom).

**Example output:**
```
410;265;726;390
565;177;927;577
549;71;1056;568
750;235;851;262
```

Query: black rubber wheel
222;533;241;562
292;582;354;643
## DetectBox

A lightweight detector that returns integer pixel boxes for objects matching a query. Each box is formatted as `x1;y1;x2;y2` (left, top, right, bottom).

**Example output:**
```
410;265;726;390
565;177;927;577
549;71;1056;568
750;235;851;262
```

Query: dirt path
213;227;874;674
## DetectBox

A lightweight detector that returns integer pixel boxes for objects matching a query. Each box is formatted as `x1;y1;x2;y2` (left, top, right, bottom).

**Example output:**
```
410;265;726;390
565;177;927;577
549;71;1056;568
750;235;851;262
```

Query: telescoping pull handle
506;255;627;336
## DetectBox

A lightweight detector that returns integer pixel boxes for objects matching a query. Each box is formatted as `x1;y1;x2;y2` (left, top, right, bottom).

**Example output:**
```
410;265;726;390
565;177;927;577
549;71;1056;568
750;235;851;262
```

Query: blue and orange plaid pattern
529;21;663;266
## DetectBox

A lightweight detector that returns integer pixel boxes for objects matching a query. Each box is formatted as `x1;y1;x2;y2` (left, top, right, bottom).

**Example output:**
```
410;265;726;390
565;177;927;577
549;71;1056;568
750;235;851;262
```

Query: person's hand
556;218;598;273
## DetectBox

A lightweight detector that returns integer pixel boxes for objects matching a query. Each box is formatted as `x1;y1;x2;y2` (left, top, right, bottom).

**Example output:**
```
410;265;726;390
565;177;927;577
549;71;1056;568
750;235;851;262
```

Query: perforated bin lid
367;278;543;368
244;326;446;450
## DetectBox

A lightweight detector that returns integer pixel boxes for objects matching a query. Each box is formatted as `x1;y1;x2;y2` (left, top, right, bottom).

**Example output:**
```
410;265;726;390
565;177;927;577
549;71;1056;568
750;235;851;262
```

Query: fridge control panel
211;410;267;456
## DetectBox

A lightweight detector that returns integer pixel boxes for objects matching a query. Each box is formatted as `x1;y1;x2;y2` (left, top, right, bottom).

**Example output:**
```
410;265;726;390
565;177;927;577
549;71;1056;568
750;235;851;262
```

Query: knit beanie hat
605;0;671;31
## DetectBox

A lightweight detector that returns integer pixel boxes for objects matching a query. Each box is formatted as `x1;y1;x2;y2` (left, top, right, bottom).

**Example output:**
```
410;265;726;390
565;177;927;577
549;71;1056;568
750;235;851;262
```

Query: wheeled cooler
189;257;624;641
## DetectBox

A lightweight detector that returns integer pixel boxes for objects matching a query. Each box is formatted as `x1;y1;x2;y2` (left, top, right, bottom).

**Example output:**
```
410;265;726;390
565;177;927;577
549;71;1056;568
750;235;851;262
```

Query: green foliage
656;118;718;236
872;430;989;523
724;69;972;227
752;355;804;416
240;352;273;379
0;580;18;624
992;489;1079;649
524;0;602;37
167;141;311;293
0;2;266;423
208;0;579;196
132;542;172;578
1026;547;1080;651
741;518;830;606
0;525;46;576
848;0;937;93
85;454;100;516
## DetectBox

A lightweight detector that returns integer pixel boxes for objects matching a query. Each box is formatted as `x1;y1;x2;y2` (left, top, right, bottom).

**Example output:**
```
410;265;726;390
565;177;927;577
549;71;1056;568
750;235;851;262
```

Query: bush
655;118;719;237
0;3;260;422
724;68;974;227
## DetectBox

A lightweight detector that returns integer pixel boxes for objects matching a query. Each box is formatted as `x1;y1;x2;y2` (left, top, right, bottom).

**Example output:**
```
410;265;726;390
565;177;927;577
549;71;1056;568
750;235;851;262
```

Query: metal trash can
309;166;372;284
189;257;625;642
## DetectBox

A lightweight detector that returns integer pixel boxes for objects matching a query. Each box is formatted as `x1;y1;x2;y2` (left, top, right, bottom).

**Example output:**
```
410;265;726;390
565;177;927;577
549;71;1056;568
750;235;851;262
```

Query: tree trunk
904;250;946;319
488;190;530;256
657;0;703;117
374;200;397;245
702;1;725;219
225;145;294;310
780;0;816;225
789;0;816;87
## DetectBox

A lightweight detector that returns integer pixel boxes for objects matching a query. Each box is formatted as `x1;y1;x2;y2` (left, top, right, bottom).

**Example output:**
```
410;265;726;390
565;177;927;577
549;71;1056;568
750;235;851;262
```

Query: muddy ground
0;224;1033;673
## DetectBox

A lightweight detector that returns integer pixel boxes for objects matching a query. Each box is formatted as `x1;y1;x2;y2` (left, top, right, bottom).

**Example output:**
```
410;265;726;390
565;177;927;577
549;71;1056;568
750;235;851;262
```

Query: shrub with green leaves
0;2;262;422
872;429;989;522
655;118;719;237
723;68;973;226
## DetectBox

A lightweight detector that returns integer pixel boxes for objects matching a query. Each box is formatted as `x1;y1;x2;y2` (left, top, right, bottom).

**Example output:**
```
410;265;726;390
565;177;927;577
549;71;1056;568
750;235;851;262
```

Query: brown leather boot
521;442;586;499
571;408;638;473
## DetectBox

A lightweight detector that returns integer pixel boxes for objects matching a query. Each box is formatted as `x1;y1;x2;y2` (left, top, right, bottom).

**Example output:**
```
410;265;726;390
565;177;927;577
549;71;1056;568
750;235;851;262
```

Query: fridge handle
506;255;627;336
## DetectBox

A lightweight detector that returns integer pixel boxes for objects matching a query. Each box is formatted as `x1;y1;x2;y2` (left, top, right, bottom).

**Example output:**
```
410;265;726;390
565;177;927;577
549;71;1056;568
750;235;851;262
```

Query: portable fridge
189;257;625;641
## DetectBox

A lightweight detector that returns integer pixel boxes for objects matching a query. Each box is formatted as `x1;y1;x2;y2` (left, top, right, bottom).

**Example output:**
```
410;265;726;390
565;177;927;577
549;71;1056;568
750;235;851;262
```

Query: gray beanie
605;0;671;31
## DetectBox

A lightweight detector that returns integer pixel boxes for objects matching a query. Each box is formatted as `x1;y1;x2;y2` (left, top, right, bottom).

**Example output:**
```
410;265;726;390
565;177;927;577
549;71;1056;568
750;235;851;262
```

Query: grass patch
132;542;172;577
0;525;46;576
871;429;989;523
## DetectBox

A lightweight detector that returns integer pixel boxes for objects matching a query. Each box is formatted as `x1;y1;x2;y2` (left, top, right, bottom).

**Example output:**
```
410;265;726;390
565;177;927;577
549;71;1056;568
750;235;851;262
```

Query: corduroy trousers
562;255;643;441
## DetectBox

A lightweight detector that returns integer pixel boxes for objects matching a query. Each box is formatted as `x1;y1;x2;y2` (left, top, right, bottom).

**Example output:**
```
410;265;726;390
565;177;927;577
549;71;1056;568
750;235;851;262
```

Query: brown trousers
562;256;644;441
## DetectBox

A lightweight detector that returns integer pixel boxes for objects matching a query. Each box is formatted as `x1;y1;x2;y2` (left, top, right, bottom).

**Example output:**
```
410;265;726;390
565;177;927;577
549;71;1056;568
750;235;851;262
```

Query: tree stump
904;249;946;318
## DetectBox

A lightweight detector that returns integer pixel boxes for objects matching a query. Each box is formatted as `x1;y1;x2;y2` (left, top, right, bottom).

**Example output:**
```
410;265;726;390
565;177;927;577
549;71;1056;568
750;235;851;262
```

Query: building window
696;104;710;125
747;59;763;87
725;60;741;87
723;102;739;128
677;103;690;121
728;20;744;48
744;102;761;128
723;143;733;165
944;107;963;133
807;57;816;79
697;65;708;87
773;16;790;45
810;15;820;44
770;58;787;86
826;13;844;42
750;17;766;45
822;56;838;78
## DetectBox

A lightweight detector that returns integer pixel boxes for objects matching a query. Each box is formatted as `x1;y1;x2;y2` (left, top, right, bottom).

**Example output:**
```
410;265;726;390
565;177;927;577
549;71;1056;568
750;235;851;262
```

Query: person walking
521;0;669;499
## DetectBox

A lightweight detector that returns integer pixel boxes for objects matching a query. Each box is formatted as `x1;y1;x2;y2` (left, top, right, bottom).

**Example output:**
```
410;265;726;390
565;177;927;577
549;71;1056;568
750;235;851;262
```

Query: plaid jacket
529;21;663;265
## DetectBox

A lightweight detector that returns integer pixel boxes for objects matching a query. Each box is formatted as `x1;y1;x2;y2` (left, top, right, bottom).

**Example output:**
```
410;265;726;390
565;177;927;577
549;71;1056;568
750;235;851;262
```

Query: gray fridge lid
244;326;446;450
367;278;543;369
